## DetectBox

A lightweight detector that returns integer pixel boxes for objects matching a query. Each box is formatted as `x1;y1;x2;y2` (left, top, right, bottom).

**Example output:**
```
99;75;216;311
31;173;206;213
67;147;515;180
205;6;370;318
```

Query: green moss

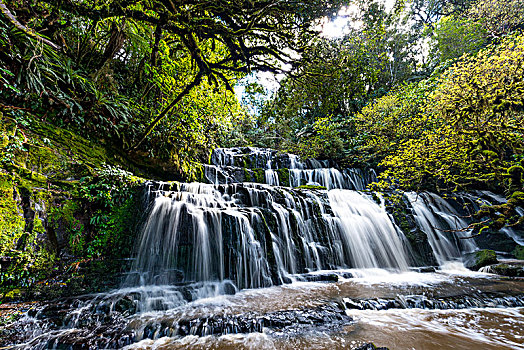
513;245;524;260
0;173;25;255
241;154;251;168
4;288;23;299
507;165;524;176
252;168;265;183
466;249;498;270
243;167;251;182
491;263;524;277
276;168;290;187
29;120;109;169
297;185;327;190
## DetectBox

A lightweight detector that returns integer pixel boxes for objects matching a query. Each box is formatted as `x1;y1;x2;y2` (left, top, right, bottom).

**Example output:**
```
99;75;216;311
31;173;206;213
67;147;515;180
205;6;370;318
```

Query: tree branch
0;0;61;51
130;71;204;150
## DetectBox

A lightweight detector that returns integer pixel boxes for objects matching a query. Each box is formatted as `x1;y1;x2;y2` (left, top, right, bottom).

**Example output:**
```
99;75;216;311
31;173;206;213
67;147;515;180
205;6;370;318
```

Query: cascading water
205;147;376;190
328;190;410;270
124;180;414;291
405;192;477;266
126;150;491;292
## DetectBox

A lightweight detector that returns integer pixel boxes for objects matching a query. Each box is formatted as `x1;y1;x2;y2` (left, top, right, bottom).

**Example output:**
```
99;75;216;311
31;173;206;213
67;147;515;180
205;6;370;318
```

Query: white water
406;192;477;266
125;182;420;290
328;190;410;270
207;147;376;190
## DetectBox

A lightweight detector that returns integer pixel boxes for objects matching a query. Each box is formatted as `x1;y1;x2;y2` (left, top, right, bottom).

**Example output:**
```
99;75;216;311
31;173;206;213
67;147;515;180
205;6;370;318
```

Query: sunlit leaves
364;33;524;192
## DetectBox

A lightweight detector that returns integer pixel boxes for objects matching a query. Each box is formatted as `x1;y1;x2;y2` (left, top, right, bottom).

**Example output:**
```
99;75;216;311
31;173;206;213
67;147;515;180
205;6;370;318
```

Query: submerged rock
342;293;524;311
355;343;390;350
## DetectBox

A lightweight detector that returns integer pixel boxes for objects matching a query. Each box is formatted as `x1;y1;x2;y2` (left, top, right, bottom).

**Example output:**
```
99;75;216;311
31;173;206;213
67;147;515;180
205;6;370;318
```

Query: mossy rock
276;168;290;187
490;263;524;277
296;185;327;190
513;245;524;260
252;168;265;183
464;249;498;271
0;174;25;254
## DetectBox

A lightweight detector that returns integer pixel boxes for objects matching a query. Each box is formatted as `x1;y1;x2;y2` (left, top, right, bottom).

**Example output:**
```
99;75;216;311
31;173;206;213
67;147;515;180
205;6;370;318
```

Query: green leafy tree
430;16;487;62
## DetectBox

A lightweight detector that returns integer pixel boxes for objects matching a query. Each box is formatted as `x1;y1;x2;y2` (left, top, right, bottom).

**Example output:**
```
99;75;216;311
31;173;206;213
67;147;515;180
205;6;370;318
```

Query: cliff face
0;116;146;300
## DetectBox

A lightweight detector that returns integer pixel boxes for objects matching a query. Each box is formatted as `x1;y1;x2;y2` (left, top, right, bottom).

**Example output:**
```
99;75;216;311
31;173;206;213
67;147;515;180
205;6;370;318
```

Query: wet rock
164;303;352;338
464;249;498;270
483;263;524;277
114;295;138;315
339;272;354;279
355;343;390;350
342;293;524;311
409;266;437;273
294;272;339;282
222;280;238;295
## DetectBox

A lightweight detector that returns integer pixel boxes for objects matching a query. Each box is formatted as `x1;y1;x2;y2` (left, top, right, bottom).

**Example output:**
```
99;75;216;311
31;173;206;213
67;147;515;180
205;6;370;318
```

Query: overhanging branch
0;0;61;51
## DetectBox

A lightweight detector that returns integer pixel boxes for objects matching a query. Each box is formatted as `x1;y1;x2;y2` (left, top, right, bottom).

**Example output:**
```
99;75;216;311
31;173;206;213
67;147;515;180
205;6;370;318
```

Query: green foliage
431;16;488;62
468;0;524;37
362;33;524;193
242;0;417;161
78;164;142;258
284;115;345;159
0;0;348;179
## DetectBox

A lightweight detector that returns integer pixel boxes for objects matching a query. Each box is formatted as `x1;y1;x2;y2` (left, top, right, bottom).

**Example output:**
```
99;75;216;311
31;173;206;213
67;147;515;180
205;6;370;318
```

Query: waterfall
405;192;477;266
125;180;416;290
476;191;524;245
206;147;376;190
328;190;410;270
125;148;489;294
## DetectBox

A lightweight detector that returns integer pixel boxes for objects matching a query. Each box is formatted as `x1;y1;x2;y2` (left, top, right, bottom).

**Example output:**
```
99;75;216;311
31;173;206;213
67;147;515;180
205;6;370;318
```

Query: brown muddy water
3;267;523;350
122;267;524;350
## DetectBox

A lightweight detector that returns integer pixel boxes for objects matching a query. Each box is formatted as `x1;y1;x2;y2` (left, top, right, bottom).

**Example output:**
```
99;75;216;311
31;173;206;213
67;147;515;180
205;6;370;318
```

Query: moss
240;154;251;168
476;249;497;264
29;120;109;169
4;288;23;300
506;165;524;193
513;245;524;260
507;165;524;176
0;173;25;255
276;168;290;187
509;191;524;206
296;185;327;190
491;263;524;277
243;167;251;182
465;249;498;270
252;168;265;183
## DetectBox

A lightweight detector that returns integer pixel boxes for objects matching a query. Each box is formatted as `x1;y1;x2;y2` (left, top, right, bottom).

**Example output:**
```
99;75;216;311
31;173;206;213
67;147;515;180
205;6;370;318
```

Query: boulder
464;249;498;270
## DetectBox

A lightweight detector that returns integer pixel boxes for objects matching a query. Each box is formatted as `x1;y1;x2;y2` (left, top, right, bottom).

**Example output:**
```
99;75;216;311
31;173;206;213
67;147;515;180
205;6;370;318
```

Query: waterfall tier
125;182;413;289
204;147;377;190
